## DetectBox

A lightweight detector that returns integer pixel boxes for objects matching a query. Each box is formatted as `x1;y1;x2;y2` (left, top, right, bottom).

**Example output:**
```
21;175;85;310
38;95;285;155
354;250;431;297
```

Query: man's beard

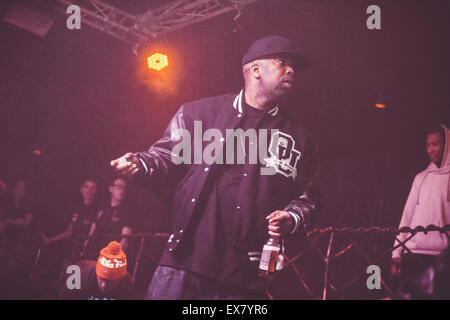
261;79;293;103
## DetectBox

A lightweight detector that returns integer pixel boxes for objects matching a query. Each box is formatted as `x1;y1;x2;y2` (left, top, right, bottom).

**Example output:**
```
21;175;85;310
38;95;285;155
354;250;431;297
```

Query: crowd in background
0;175;168;299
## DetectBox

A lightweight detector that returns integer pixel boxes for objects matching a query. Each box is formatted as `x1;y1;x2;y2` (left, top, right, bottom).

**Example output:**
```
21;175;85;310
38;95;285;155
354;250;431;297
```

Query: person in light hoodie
391;124;450;280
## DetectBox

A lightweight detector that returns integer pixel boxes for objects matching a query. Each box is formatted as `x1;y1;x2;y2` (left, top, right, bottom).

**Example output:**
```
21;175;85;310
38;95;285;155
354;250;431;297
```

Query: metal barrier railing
269;225;450;299
5;225;448;299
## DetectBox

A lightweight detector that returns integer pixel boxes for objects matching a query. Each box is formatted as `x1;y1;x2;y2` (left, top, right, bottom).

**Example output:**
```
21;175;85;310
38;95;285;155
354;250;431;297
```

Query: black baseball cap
242;35;309;69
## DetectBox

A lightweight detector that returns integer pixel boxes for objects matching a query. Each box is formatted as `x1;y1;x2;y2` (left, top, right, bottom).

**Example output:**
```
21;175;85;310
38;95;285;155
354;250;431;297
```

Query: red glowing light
147;53;169;71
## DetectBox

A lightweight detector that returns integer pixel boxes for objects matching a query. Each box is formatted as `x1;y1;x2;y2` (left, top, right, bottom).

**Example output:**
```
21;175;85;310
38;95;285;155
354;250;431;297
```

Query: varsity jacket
135;90;321;260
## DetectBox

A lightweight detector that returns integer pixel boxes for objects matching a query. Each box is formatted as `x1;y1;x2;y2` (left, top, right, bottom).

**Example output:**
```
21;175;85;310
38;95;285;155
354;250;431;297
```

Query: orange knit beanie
96;241;127;280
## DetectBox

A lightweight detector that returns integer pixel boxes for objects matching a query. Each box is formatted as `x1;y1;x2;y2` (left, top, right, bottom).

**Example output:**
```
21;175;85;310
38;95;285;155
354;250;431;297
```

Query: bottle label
259;245;280;272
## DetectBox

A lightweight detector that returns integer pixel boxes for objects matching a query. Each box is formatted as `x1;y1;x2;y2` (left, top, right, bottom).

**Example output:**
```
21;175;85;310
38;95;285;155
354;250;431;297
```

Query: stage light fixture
3;4;53;37
147;53;169;71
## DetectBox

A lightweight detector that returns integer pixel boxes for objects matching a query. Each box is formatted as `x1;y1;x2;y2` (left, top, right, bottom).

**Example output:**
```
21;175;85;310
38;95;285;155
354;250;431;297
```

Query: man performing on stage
111;35;321;299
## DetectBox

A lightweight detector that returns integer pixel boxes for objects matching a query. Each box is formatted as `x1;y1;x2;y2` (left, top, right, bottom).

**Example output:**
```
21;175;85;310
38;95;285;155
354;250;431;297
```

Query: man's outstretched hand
110;152;143;178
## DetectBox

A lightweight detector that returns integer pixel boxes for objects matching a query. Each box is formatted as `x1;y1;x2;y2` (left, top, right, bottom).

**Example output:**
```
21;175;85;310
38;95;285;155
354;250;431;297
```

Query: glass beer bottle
258;237;280;278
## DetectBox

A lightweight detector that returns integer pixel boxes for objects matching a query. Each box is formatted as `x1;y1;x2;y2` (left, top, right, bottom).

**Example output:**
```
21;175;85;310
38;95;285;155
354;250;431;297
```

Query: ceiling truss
52;0;262;45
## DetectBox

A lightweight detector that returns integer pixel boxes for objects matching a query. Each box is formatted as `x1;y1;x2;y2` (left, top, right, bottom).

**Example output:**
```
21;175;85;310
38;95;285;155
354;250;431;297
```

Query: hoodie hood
440;124;450;169
423;124;450;174
417;124;450;203
440;124;450;202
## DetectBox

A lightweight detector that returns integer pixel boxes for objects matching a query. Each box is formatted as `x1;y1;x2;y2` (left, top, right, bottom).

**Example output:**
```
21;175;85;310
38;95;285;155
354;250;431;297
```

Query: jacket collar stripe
237;90;243;113
268;106;279;116
233;89;279;117
233;94;239;111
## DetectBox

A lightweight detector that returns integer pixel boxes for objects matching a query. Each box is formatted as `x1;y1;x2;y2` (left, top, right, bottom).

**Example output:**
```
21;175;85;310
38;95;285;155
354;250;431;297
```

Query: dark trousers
396;253;439;299
401;253;438;279
145;265;266;300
